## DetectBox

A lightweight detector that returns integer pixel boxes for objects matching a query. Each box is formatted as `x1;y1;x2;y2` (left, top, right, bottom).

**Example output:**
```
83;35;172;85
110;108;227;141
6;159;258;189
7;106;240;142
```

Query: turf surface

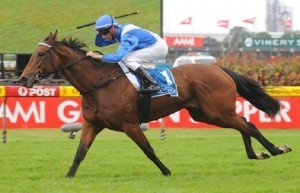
0;129;299;193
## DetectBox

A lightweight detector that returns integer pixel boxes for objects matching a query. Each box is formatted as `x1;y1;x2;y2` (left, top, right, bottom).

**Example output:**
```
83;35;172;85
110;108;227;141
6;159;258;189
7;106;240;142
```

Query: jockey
86;14;168;92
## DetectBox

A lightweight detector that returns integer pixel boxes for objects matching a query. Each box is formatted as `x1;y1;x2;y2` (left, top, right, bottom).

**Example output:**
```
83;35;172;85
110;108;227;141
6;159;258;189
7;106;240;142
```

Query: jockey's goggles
97;28;110;35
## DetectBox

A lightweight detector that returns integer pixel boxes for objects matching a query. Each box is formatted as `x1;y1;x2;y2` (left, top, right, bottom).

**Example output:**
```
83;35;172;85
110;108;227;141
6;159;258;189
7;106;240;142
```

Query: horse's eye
38;52;44;57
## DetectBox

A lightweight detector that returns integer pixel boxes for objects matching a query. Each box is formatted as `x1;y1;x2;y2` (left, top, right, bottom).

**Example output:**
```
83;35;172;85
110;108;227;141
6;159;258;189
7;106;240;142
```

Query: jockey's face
98;26;115;41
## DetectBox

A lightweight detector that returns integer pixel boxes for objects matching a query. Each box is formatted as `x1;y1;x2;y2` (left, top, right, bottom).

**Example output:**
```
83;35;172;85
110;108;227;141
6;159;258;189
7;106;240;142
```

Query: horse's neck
57;51;122;93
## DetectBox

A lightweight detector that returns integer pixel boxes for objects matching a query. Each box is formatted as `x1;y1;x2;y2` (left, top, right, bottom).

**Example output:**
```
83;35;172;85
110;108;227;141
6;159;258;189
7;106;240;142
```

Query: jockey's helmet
95;15;118;30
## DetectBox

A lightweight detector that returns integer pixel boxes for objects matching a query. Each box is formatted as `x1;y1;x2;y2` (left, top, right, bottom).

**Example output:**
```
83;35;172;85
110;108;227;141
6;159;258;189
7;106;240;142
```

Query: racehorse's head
19;30;58;87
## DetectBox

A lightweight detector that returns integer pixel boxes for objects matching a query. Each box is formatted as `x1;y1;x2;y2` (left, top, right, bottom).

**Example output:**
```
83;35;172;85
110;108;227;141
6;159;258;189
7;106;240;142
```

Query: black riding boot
135;67;160;92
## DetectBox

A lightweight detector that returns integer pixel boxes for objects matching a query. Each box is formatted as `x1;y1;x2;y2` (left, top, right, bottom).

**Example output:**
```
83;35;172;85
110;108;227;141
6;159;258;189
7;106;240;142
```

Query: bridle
35;42;56;80
36;42;128;95
36;42;88;80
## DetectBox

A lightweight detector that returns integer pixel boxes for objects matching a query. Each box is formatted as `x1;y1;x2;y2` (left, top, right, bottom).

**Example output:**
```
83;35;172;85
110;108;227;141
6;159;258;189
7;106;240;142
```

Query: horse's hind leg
66;121;103;178
242;119;292;156
122;122;171;175
188;108;265;159
188;108;291;159
225;116;291;158
239;130;270;159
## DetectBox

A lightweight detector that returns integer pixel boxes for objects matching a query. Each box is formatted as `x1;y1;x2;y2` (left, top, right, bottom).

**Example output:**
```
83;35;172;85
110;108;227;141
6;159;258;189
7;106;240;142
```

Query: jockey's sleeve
102;34;138;63
95;34;117;47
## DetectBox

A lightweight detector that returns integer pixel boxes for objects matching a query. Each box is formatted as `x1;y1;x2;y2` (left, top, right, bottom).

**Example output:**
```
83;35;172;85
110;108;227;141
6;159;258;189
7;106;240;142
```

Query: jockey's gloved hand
86;51;102;60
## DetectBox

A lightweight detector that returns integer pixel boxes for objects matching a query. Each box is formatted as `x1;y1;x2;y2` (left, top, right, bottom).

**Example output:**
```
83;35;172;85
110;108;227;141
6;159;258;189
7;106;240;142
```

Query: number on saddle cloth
146;69;178;98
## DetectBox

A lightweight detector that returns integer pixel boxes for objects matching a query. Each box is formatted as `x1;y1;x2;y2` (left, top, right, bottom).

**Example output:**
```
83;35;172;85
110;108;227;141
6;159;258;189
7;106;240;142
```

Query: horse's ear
44;31;54;41
50;30;58;40
47;30;58;43
44;35;50;41
53;30;58;39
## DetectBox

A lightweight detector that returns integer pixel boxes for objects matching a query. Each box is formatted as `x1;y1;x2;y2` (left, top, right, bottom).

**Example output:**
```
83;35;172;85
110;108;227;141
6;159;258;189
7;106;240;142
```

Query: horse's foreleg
122;122;171;176
66;122;102;178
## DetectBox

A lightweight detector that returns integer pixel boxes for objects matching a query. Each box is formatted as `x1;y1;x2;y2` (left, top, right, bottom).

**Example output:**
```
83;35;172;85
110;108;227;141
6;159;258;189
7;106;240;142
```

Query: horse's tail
221;67;280;117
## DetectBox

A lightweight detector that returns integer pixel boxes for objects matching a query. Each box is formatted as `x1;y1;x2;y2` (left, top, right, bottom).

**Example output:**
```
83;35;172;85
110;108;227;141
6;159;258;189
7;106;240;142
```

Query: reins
80;72;129;95
38;42;128;95
58;56;89;71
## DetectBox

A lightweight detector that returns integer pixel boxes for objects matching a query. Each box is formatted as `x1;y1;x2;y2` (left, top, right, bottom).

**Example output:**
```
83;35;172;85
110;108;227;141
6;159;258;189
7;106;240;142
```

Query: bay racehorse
19;31;292;177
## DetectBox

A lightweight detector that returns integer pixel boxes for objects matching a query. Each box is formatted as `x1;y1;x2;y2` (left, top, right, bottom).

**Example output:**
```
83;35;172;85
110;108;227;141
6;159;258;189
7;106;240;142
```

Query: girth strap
80;72;129;95
137;92;152;123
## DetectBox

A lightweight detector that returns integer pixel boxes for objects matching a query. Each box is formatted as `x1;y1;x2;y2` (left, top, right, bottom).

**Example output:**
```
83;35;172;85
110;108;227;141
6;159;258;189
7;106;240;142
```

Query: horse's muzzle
19;76;29;87
19;76;35;88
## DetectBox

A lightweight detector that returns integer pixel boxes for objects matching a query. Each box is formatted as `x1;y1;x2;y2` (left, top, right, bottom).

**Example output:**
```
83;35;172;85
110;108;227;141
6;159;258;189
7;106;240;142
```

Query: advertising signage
1;97;299;129
243;38;300;49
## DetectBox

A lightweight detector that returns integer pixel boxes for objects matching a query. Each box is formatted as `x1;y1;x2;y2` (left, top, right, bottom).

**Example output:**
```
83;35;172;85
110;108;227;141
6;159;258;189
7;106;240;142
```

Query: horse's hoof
256;152;270;160
66;173;75;178
162;169;171;176
278;145;292;154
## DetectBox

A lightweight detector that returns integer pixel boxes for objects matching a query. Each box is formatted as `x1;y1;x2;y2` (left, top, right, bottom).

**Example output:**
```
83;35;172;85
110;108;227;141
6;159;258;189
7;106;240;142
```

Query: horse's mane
56;37;87;54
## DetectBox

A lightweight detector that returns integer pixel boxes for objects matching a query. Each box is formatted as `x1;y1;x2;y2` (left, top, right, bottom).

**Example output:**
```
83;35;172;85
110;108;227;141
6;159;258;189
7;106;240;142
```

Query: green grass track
0;129;299;193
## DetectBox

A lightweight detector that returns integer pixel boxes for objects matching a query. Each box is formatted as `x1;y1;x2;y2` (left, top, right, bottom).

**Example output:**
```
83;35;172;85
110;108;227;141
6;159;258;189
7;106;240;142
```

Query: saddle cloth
118;62;178;98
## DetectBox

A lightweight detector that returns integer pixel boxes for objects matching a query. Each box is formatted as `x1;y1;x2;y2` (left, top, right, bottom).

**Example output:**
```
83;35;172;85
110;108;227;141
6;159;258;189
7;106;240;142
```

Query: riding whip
76;11;140;29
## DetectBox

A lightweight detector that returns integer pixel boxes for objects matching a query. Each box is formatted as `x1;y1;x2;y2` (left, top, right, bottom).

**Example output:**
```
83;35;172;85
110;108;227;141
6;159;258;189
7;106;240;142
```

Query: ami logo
165;36;203;47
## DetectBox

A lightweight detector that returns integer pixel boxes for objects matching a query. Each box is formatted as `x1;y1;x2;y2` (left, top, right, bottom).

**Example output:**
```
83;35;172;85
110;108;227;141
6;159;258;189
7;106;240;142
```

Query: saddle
117;62;179;123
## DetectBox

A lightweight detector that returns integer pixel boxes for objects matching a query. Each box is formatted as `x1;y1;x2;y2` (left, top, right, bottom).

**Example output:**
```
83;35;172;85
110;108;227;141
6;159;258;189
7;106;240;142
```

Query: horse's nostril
19;77;28;87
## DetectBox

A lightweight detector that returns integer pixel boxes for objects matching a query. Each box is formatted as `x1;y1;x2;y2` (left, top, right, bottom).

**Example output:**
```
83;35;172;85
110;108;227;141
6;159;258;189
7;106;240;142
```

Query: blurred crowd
216;52;300;86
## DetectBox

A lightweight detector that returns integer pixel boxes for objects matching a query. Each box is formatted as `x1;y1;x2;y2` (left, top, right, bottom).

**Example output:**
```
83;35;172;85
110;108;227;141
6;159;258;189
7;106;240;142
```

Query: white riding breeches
122;37;168;71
